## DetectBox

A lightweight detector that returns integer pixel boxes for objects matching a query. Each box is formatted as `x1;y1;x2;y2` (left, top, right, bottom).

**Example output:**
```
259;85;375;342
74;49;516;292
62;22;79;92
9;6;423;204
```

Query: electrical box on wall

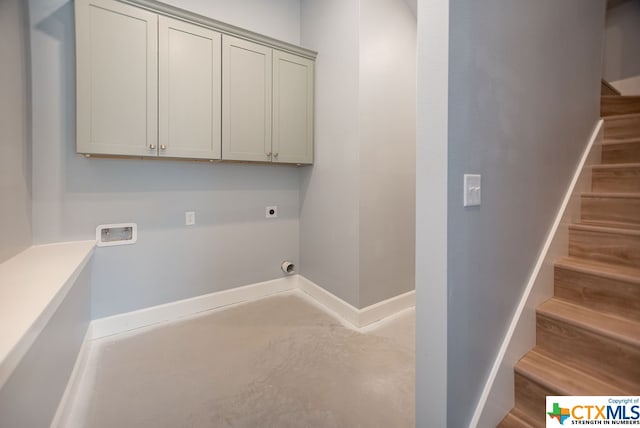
96;223;137;247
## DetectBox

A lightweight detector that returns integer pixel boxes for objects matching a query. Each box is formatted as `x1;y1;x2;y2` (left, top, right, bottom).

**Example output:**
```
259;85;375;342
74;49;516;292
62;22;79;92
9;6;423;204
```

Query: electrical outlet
265;206;278;218
185;211;196;225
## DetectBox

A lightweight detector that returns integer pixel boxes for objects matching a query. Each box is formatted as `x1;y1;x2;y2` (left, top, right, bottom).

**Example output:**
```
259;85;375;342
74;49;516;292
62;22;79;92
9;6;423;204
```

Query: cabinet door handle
149;144;156;150
274;153;279;158
160;145;167;151
266;151;272;157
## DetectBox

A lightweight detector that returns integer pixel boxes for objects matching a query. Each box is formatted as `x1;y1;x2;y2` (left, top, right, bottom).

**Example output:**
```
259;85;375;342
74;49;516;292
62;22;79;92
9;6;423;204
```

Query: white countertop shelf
0;241;95;388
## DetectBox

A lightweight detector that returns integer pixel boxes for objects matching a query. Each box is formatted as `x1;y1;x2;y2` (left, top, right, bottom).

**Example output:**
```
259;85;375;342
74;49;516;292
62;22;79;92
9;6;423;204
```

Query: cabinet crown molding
117;0;318;60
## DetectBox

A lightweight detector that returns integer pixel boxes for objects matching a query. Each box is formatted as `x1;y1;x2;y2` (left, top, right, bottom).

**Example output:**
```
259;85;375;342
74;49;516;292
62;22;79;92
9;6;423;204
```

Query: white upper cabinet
75;0;315;164
159;16;221;160
222;38;315;164
76;0;158;156
222;35;273;162
273;51;314;164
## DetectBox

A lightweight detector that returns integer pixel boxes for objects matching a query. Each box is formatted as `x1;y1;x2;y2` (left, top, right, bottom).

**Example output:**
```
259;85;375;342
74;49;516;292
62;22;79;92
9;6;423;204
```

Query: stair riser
513;372;550;427
581;196;640;226
604;116;640;140
602;142;640;164
536;314;640;386
569;228;640;267
601;97;640;117
554;267;640;322
592;167;640;192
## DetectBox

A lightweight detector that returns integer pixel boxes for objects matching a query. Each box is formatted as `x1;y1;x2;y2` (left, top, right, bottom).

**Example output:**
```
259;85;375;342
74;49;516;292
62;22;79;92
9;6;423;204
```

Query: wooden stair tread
555;256;640;284
537;298;640;348
581;220;640;230
592;162;640;169
569;222;640;236
499;408;540;428
602;137;640;145
603;112;640;121
516;348;632;396
582;191;640;199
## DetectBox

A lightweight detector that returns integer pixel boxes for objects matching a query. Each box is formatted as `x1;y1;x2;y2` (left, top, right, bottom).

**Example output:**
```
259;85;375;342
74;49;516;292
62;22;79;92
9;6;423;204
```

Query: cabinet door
159;17;221;160
272;51;314;164
222;35;272;162
75;0;158;156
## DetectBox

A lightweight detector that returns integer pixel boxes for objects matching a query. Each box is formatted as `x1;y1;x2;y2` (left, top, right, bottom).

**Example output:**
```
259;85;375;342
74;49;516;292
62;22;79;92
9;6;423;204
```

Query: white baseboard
297;276;415;328
470;120;604;427
359;289;415;327
296;275;361;327
90;276;298;340
92;275;416;341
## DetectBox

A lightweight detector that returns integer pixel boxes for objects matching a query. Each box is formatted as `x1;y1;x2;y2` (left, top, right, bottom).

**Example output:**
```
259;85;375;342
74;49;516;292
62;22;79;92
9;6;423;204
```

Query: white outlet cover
185;211;195;226
266;206;278;218
463;174;481;207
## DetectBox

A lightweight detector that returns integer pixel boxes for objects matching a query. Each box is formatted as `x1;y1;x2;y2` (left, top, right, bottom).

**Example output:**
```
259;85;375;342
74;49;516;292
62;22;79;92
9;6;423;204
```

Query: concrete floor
69;293;415;427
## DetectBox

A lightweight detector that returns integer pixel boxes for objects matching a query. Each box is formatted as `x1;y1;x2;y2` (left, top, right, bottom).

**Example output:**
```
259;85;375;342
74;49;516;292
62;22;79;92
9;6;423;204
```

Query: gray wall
300;0;362;306
0;263;91;428
300;0;416;309
359;0;416;307
28;0;303;319
0;0;32;263
446;1;605;426
603;0;640;94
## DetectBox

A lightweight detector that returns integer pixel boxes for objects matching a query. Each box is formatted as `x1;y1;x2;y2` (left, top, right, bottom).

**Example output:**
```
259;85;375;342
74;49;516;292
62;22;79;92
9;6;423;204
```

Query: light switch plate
463;174;481;207
185;211;195;226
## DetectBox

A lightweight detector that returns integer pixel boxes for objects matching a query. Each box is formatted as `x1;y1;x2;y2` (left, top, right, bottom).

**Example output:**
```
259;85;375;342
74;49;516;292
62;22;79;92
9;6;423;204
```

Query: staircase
499;95;640;427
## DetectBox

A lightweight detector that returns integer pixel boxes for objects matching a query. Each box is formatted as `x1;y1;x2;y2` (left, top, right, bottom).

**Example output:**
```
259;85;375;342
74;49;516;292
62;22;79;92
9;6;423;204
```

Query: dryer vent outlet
281;261;295;275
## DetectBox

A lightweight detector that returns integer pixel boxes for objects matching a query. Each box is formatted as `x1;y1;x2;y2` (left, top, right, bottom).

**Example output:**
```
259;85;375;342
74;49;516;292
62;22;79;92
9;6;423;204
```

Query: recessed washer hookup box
96;223;137;247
